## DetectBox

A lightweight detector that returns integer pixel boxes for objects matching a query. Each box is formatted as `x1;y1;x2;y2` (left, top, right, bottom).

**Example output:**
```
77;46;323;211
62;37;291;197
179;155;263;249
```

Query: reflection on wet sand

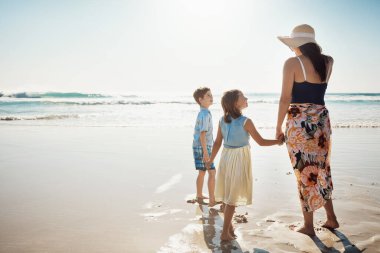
198;204;245;253
198;204;270;253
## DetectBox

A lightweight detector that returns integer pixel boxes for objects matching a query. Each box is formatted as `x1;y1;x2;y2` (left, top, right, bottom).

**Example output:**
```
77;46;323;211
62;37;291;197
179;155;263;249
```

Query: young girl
208;90;283;241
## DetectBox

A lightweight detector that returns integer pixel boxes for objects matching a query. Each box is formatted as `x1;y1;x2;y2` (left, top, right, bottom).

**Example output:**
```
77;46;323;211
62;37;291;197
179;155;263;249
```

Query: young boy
192;87;216;206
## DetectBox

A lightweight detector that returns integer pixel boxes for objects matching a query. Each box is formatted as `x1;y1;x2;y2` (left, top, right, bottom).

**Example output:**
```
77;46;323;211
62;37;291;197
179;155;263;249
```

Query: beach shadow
198;204;269;253
310;236;340;253
310;230;365;253
198;204;246;253
333;230;366;253
252;249;270;253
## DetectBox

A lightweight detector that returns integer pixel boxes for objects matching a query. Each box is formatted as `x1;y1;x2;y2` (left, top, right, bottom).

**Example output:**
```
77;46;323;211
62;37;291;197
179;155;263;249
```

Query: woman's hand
277;136;284;145
276;127;284;143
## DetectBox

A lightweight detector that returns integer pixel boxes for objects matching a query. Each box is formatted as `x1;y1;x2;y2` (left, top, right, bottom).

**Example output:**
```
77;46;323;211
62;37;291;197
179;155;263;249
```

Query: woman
276;24;339;236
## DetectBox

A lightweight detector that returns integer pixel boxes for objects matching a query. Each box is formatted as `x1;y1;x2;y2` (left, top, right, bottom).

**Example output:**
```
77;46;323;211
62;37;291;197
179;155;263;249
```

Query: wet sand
0;126;379;252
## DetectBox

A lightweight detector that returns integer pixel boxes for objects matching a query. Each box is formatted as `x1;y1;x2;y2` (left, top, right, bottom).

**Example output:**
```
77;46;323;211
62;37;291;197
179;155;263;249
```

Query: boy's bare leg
221;204;235;241
207;170;216;206
196;171;206;203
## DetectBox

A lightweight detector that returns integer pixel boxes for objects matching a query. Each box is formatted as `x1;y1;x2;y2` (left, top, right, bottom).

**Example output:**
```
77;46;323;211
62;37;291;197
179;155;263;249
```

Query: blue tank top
291;57;328;105
220;116;250;148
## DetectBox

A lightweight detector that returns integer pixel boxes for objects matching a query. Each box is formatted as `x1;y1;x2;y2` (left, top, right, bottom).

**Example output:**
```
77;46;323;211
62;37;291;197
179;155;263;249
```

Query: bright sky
0;0;379;94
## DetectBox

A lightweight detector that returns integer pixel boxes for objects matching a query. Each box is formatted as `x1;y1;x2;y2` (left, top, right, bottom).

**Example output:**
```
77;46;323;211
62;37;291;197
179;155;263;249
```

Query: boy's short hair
193;87;210;105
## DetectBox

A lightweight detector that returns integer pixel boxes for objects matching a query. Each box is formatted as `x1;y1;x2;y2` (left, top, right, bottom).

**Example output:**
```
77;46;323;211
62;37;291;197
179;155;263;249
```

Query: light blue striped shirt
193;107;213;147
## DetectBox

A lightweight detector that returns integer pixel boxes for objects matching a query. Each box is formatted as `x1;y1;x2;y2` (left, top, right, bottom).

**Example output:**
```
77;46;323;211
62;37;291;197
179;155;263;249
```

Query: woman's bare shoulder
283;57;299;70
284;56;299;64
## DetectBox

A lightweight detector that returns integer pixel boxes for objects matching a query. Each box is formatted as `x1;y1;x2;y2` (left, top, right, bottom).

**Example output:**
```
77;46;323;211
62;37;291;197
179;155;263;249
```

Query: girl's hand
205;158;214;170
203;152;210;163
205;161;211;170
203;152;210;169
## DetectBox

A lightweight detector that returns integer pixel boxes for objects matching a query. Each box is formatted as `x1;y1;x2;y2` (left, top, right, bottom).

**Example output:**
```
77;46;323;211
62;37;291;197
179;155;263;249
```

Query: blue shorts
193;146;215;171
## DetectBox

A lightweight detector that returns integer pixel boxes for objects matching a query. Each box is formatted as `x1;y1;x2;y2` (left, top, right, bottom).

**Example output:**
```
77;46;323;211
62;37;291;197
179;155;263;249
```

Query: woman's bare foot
297;226;316;236
322;219;339;230
220;233;235;241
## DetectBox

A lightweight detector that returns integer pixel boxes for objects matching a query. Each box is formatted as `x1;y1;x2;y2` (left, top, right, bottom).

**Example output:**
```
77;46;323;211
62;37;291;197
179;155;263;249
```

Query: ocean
1;92;379;128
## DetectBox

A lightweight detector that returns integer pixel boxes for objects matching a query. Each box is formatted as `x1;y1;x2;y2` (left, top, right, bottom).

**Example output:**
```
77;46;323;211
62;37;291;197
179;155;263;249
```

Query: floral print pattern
285;104;333;212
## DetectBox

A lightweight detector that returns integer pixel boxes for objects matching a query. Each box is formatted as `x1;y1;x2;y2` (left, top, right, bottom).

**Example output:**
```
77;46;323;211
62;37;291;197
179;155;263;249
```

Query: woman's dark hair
221;90;241;123
299;43;332;82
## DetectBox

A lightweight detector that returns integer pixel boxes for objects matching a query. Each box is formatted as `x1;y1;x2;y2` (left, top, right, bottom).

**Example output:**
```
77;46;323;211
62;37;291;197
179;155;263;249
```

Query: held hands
277;136;285;145
203;152;211;170
276;127;285;146
205;160;213;170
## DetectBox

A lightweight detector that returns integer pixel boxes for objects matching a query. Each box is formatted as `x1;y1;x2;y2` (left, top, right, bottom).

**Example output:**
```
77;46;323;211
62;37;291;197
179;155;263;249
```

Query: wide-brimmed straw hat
277;24;318;48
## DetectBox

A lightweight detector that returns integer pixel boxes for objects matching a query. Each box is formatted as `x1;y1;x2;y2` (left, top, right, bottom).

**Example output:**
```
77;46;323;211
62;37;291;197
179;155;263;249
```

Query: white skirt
215;145;252;206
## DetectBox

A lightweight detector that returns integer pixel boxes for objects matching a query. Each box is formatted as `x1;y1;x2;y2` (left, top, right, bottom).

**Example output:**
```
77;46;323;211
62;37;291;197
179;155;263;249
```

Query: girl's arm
276;58;295;139
245;119;282;146
209;124;223;164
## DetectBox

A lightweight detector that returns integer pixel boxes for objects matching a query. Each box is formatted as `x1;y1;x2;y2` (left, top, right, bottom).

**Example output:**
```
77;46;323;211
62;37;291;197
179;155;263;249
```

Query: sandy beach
1;0;380;252
0;125;379;253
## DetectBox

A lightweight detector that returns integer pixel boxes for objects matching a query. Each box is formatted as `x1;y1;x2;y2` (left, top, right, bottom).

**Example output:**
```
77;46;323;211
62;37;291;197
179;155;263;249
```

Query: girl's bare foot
297;226;316;236
220;233;235;241
322;219;339;230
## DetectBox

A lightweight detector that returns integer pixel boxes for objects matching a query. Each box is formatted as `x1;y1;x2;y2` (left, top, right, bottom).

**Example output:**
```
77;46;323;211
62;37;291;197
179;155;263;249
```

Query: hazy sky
1;0;379;94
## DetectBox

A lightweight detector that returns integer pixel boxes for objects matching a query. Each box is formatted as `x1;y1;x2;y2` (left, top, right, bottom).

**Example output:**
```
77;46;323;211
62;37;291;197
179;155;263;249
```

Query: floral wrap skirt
285;103;333;212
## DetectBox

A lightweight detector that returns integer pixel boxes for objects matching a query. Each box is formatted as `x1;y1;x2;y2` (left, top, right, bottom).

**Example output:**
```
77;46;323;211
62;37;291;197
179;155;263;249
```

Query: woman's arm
245;119;282;146
326;57;334;83
209;124;223;164
276;58;295;139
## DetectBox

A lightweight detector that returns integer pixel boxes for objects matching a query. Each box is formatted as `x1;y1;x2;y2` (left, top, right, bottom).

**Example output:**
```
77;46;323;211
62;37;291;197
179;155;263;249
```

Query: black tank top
291;57;328;105
291;82;327;105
